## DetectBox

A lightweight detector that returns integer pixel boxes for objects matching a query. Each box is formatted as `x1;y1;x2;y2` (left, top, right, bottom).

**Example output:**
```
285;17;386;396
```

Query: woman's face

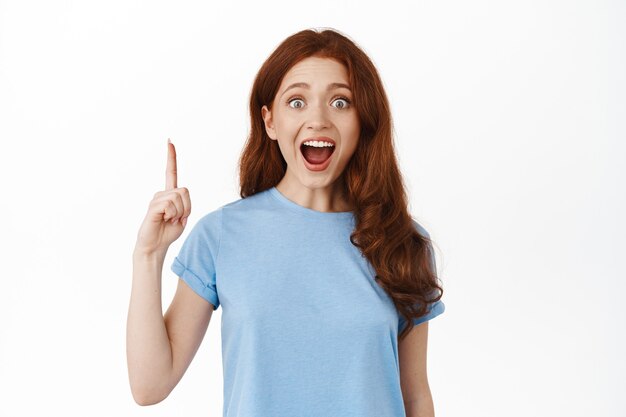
262;56;360;191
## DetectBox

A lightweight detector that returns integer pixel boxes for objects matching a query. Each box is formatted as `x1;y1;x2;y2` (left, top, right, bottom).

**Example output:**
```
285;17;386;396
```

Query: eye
332;96;351;109
287;97;305;109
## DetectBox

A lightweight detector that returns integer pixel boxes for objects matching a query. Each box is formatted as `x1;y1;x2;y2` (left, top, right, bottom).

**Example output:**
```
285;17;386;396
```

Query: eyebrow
280;82;352;98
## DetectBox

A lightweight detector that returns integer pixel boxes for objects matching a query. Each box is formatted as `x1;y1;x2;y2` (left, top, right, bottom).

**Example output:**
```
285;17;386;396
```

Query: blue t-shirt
170;186;445;417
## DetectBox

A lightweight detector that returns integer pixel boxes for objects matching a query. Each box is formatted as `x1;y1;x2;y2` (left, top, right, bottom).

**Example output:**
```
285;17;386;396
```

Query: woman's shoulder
219;188;272;213
195;188;274;228
410;217;431;239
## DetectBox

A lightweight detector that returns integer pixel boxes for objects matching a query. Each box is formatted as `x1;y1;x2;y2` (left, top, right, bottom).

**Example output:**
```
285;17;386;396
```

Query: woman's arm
399;321;436;417
126;249;175;405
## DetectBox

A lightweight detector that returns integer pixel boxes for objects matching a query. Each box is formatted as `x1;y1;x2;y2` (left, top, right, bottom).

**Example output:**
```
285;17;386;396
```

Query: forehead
280;56;349;86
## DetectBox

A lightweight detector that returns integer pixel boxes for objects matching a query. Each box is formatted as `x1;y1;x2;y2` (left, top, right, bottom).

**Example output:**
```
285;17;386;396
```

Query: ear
261;105;277;140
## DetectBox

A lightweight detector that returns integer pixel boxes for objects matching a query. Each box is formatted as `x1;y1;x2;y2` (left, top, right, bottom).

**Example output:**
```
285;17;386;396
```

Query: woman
127;27;445;417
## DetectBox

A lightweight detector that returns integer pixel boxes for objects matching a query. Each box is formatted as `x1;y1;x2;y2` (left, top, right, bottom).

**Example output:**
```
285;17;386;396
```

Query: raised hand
135;139;192;256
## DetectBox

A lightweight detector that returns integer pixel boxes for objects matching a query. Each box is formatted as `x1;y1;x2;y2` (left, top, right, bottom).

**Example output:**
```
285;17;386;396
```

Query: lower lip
300;147;335;172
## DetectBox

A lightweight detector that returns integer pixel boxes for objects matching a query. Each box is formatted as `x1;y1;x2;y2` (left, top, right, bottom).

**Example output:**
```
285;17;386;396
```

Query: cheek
344;120;360;153
274;115;300;138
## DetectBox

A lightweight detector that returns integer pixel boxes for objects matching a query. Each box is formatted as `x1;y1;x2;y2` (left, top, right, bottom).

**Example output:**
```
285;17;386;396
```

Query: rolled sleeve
170;208;222;310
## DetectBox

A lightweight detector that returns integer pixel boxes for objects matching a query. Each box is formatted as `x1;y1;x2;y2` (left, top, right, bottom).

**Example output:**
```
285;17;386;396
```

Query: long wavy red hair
238;28;444;341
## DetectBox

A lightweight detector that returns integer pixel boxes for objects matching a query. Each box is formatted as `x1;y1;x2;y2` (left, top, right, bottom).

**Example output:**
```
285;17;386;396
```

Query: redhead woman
127;27;445;417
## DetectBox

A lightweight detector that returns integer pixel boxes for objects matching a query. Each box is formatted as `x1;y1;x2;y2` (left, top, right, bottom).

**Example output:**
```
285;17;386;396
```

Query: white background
1;0;624;416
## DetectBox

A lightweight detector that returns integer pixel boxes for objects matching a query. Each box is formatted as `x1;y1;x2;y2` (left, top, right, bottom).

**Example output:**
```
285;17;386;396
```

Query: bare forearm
126;249;174;405
404;391;435;417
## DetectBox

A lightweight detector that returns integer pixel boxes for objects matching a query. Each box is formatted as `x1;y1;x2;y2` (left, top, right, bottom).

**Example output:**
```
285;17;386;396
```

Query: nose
305;101;331;131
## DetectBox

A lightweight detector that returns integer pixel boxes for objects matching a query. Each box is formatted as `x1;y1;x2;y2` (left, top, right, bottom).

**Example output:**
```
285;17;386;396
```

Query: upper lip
299;136;336;148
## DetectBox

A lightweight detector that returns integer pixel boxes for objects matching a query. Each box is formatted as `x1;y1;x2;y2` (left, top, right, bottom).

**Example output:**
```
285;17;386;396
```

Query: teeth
302;140;334;147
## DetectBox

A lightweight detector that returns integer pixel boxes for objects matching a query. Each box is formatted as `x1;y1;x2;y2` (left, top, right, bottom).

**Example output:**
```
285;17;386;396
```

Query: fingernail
182;217;187;227
171;218;177;224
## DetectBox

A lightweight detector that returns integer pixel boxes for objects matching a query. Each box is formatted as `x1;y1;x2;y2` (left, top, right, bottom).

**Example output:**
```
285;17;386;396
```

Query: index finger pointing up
166;138;177;190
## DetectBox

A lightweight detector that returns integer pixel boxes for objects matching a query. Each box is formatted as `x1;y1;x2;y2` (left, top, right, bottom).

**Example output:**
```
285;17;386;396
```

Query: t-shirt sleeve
170;208;222;310
398;220;446;330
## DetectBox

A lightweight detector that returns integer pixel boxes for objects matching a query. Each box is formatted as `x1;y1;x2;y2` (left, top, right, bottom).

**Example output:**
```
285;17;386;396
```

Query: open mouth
300;142;335;166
